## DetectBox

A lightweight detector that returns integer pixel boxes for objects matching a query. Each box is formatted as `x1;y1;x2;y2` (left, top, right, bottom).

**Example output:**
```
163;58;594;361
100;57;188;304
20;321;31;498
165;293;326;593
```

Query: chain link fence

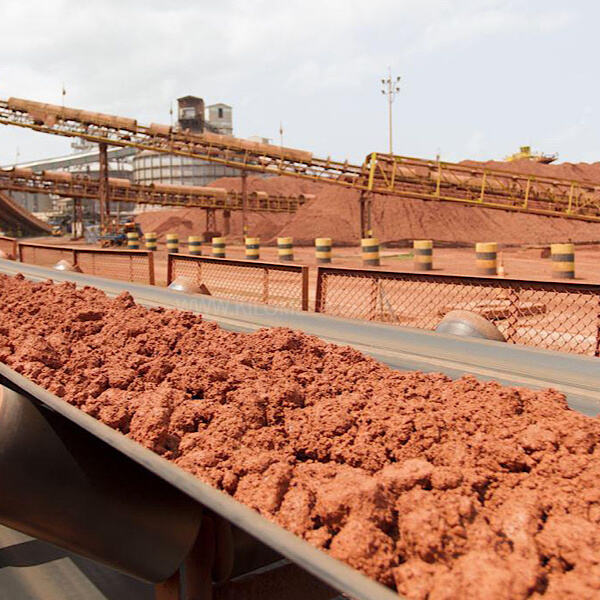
18;243;155;285
11;240;600;356
0;236;17;258
168;254;309;311
315;266;600;357
18;243;76;268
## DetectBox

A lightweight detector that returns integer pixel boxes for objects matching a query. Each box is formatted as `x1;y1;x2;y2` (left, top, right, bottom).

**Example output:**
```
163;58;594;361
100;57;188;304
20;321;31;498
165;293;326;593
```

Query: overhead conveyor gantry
0;165;312;214
2;97;600;236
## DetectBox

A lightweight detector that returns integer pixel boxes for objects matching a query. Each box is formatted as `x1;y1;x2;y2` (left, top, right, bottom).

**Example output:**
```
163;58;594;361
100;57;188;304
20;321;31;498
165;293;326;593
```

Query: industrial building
132;96;240;189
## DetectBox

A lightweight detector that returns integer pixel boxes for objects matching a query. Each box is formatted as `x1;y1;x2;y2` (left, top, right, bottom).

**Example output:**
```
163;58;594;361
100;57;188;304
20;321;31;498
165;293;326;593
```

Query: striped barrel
315;237;332;264
551;243;575;279
361;237;380;266
212;237;226;258
166;233;179;254
413;240;433;270
277;237;294;262
144;232;157;251
126;232;139;249
475;242;497;275
245;237;260;260
187;236;202;256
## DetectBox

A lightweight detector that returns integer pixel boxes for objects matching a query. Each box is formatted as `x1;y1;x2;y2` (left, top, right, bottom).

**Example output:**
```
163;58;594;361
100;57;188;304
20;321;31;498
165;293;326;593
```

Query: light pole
381;68;401;155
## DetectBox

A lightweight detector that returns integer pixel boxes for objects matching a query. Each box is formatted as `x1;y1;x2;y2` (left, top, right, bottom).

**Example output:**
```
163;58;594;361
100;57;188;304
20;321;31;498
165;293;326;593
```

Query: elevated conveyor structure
0;167;311;213
0;189;51;236
2;97;600;232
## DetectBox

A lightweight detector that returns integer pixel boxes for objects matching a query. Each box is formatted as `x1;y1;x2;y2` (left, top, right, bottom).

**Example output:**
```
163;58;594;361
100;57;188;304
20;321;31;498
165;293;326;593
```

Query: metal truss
1;97;599;222
0;165;310;213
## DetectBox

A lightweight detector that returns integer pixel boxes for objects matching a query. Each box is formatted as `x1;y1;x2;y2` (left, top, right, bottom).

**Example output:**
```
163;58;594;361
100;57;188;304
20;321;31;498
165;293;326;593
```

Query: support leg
98;142;109;233
205;209;217;237
71;198;77;240
155;570;181;600
359;192;372;238
185;516;215;600
241;171;248;238
222;210;231;236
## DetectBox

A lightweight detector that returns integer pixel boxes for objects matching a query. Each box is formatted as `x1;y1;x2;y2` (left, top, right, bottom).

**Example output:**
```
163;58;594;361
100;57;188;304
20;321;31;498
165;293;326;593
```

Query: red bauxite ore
1;274;599;599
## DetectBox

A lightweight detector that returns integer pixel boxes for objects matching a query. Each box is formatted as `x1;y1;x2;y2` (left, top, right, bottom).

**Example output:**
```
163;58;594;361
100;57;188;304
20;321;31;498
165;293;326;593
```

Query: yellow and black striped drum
413;240;433;270
277;237;294;262
551;243;575;279
126;231;139;250
187;236;202;256
315;237;332;264
166;233;179;254
144;232;157;251
245;237;260;260
475;242;497;275
361;237;380;266
212;237;226;258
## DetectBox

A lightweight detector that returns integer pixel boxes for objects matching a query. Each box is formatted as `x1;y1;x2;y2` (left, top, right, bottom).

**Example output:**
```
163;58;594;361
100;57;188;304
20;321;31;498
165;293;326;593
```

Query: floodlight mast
381;67;401;155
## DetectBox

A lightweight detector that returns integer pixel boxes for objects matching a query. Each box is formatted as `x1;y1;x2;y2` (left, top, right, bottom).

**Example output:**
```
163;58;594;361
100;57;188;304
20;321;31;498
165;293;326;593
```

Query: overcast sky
0;1;597;166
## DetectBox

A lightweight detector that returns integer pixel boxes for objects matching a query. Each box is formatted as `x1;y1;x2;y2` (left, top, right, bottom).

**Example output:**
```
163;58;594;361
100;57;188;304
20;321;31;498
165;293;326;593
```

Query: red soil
461;159;600;184
1;274;599;599
135;162;600;247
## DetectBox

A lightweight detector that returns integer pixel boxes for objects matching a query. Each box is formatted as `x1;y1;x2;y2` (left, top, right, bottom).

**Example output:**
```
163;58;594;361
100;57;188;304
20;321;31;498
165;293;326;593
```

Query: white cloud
0;1;590;166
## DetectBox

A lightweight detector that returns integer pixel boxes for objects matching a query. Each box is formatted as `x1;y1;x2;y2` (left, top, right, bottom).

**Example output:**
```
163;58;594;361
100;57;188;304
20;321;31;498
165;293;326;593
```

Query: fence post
166;254;173;285
262;268;269;304
148;251;155;286
301;266;309;311
314;267;324;313
18;243;23;262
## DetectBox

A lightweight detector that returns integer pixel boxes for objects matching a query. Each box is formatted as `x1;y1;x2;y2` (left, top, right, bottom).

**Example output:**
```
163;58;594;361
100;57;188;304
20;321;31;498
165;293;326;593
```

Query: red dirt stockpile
1;274;600;599
136;166;600;246
135;175;314;243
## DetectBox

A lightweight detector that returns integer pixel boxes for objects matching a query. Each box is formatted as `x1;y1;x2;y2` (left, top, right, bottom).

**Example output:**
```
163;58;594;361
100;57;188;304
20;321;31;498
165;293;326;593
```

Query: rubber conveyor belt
0;259;598;600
